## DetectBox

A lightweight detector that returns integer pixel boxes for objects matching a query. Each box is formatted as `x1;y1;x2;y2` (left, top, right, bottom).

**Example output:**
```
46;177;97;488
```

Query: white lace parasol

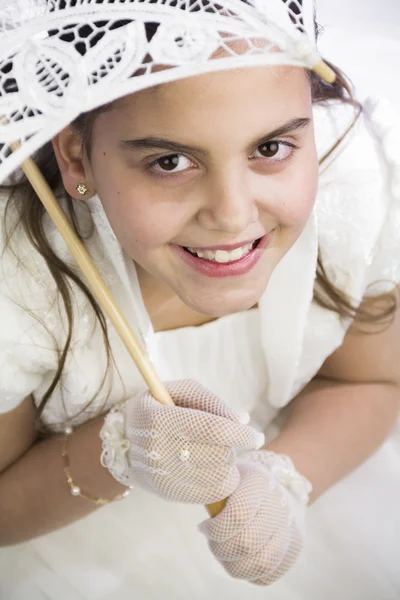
0;0;333;184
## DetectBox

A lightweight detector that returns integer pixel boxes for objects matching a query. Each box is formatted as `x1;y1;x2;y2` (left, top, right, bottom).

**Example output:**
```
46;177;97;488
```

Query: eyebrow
120;117;311;157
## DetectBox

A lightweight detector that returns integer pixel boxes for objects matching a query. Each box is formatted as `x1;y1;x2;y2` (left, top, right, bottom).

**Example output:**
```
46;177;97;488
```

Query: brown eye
252;141;295;163
157;154;180;171
149;154;194;176
257;142;280;157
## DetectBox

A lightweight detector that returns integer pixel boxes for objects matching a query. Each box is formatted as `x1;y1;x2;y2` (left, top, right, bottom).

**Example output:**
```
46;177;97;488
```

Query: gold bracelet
61;425;133;505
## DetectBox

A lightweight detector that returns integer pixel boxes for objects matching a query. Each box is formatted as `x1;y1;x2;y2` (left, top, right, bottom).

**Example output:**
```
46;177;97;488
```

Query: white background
316;0;400;105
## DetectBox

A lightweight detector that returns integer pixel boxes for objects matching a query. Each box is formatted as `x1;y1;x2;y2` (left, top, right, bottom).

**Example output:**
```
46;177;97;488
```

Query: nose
196;169;259;234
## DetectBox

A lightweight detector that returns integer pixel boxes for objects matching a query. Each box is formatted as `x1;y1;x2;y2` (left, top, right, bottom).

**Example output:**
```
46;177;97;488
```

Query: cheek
277;155;319;228
90;156;186;248
91;152;198;257
98;186;191;252
108;198;174;248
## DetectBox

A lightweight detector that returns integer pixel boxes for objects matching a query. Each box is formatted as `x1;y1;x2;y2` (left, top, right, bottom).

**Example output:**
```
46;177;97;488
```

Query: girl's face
85;65;318;317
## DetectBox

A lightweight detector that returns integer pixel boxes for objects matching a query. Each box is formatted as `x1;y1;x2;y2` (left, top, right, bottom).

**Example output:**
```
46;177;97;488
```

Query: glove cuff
100;404;134;488
240;450;313;506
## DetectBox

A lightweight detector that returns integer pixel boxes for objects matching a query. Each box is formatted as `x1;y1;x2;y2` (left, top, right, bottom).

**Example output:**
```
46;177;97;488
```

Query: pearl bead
122;489;131;498
64;425;73;435
178;448;191;462
71;486;81;496
148;451;160;460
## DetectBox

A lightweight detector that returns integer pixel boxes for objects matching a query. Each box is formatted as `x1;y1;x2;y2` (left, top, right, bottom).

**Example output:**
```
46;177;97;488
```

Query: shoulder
0;192;99;310
313;99;400;298
0;191;67;323
0;194;57;412
0;192;98;413
288;100;400;399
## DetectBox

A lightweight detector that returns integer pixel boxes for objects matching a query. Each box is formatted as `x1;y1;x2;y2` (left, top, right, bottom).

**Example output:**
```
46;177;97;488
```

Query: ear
52;127;96;199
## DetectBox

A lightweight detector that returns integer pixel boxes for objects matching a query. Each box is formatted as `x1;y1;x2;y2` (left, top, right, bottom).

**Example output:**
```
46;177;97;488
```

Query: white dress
1;99;400;599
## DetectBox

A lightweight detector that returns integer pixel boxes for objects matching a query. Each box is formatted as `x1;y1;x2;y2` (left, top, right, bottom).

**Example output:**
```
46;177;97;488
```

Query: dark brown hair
1;49;397;420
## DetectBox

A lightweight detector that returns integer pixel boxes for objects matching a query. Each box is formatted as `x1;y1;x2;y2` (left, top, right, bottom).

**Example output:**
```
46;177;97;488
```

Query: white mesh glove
100;379;265;504
198;450;313;585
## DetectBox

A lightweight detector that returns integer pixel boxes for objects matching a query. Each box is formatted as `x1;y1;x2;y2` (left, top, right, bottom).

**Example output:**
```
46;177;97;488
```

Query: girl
0;1;400;598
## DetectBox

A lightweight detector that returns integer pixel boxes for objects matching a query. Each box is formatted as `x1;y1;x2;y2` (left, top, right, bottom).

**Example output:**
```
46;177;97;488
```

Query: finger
165;379;250;424
199;465;262;541
253;524;304;586
170;408;265;449
138;389;264;450
129;433;235;469
159;442;235;469
129;440;237;486
136;392;264;449
208;500;278;561
156;461;239;488
222;530;292;582
153;467;240;504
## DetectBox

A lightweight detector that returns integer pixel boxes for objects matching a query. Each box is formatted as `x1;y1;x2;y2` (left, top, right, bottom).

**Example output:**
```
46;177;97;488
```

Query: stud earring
76;183;89;196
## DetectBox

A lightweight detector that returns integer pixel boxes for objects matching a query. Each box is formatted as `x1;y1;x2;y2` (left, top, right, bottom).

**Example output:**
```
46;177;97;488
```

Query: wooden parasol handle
313;60;336;84
10;142;227;518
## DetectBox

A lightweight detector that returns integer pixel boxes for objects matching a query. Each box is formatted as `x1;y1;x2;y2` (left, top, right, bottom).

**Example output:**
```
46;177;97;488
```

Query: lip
172;231;274;279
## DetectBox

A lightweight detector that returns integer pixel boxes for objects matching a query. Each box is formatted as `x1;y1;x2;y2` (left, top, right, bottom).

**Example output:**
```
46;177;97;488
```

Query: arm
198;296;400;585
264;296;400;503
0;382;261;546
0;399;126;546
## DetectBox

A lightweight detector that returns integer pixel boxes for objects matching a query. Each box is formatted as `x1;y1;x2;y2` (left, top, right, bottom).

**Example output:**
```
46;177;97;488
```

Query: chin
182;285;264;317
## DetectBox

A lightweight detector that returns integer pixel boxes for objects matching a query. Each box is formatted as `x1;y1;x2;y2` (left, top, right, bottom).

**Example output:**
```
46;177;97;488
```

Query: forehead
110;65;311;126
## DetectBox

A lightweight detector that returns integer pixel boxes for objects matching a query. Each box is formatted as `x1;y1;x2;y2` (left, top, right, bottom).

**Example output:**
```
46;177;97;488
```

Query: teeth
186;242;254;263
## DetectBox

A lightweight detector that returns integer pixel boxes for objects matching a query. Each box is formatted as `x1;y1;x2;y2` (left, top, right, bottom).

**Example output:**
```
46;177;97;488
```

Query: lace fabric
99;379;266;503
198;449;311;585
100;404;133;487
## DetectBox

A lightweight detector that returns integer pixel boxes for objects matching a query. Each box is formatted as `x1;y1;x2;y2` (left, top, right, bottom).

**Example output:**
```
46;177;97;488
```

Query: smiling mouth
182;238;262;264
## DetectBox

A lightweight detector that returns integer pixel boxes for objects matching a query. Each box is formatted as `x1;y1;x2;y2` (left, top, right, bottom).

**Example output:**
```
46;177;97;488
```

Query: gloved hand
198;450;312;585
100;379;265;504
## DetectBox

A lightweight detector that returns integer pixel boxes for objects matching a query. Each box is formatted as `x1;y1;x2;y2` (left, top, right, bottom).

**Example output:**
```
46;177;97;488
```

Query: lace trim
100;405;134;488
245;450;313;506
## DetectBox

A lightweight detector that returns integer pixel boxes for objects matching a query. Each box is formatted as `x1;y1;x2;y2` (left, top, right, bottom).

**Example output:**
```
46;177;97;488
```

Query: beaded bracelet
61;425;133;505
